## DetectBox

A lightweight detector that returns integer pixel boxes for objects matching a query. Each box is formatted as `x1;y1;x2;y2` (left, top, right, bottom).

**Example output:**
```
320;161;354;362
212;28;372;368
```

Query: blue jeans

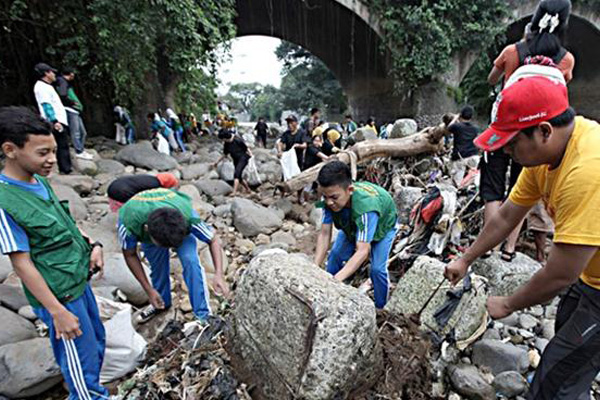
326;226;397;308
141;234;211;320
67;111;87;154
34;285;109;400
174;128;186;151
126;126;135;144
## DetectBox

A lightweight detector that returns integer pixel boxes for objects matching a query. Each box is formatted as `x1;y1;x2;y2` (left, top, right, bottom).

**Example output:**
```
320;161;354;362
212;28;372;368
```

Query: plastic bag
96;296;147;383
245;156;262;185
280;149;301;181
156;133;170;155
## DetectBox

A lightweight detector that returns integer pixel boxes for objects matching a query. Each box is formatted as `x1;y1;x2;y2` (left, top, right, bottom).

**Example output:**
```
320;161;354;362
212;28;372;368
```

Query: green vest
119;188;200;244
320;181;398;242
0;176;91;307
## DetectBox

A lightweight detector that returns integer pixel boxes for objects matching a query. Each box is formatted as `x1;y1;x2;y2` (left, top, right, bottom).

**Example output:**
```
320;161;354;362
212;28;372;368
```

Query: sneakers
75;151;94;160
136;305;165;324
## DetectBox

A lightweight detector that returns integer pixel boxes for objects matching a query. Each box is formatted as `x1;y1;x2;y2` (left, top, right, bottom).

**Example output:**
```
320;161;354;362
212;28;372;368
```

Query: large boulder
115;141;179;171
0;284;28;312
0;306;37;347
350;127;378;142
181;163;211;180
472;252;541;296
91;252;149;306
97;159;126;175
51;184;88;220
394;186;423;225
217;161;235;182
0;338;62;398
231;198;283;237
385;256;487;346
51;174;97;196
389;118;418;139
194;179;233;197
78;212;120;253
0;255;11;282
447;364;495;400
73;158;98;176
471;339;530;375
227;252;381;399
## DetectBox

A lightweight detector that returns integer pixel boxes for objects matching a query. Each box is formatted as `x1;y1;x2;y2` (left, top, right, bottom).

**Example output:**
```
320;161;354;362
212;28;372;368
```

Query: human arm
122;248;165;309
77;227;104;278
444;199;531;284
40;103;63;132
10;252;82;339
316;151;329;161
487;66;504;86
333;242;371;281
487;244;597;319
314;223;333;267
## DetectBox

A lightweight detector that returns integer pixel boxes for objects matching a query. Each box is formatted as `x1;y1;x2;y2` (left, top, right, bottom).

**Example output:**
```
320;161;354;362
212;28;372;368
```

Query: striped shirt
322;208;379;243
118;210;214;250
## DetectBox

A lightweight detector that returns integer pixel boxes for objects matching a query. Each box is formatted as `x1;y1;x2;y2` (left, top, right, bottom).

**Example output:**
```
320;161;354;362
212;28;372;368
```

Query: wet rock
493;371;527;397
231;198;283;237
394;186;423;225
227;252;381;400
472;253;541;297
390;118;418;139
447;364;495;400
194;179;233;197
386;256;487;344
0;284;28;312
350;127;378;142
181;163;211;180
52;184;88;220
91;253;149;306
51;174;97;195
472;339;530;375
0;255;11;282
0;338;62;398
115;141;179;171
97;159;126;175
0;306;37;347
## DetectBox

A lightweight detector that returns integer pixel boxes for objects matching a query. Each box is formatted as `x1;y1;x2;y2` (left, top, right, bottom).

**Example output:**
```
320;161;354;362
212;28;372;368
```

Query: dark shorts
234;156;250;180
479;151;523;202
527;280;600;399
257;132;267;146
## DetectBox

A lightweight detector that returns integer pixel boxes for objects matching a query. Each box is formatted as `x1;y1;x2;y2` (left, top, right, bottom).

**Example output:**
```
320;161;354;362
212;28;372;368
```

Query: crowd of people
1;0;599;399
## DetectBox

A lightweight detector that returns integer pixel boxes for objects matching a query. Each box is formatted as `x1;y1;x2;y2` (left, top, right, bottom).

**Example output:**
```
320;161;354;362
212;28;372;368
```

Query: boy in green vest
314;161;398;308
0;107;110;399
118;188;229;323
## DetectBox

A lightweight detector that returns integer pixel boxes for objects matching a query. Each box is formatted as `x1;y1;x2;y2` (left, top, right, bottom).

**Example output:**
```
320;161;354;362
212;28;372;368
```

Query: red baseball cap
474;76;569;151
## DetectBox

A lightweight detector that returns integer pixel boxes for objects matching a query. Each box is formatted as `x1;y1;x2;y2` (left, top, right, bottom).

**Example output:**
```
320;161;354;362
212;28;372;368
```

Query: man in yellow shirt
445;75;600;399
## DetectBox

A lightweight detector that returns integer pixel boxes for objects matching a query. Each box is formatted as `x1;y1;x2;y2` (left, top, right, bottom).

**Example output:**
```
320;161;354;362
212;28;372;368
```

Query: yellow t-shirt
509;116;600;288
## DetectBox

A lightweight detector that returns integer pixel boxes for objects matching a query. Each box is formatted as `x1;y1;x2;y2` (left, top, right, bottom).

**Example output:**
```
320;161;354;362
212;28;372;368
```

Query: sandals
500;250;516;262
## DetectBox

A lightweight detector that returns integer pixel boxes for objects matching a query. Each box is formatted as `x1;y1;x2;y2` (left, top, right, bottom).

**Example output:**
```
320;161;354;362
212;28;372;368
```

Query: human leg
176;234;211;320
326;230;356;276
34;285;109;400
53;125;73;174
67;111;84;154
140;242;172;308
369;226;397;308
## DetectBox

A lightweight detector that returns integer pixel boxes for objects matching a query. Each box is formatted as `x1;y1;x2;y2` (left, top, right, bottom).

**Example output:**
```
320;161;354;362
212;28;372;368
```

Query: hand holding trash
444;257;470;286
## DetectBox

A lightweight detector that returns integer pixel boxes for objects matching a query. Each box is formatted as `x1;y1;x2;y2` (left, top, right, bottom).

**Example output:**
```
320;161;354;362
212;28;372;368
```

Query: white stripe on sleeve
0;210;16;252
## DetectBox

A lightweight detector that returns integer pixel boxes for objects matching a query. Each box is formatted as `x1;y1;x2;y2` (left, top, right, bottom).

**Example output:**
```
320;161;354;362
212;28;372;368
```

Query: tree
275;42;348;116
250;85;283;121
222;82;264;114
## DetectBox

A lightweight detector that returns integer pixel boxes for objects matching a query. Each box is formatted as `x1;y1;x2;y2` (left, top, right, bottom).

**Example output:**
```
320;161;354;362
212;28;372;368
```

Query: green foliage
368;0;509;90
250;85;284;121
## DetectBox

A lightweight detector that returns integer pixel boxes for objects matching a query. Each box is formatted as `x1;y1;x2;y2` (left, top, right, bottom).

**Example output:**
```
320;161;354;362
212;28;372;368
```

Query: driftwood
280;121;450;193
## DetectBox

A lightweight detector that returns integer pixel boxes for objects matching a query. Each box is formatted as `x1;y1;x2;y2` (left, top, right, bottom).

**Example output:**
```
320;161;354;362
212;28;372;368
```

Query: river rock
270;198;293;218
472;252;541;296
0;338;62;398
78;212;120;253
447;364;495;400
472;339;530;375
91;253;149;305
350;127;377;142
51;184;88;220
389;118;418;139
217;161;235;182
519;314;538;330
97;159;126;175
73;158;98;176
394;186;423;225
227;252;381;399
181;163;211;180
0;255;11;282
270;230;297;247
18;305;37;321
51;174;97;195
194;179;233;197
0;284;28;312
0;306;37;347
193;200;216;220
231;198;283;237
198;244;229;275
493;371;528;397
115;141;178;171
178;184;202;203
213;204;232;217
386;256;487;345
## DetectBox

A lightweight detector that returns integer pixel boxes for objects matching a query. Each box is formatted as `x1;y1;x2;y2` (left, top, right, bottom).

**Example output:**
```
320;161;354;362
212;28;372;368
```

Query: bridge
235;0;600;122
